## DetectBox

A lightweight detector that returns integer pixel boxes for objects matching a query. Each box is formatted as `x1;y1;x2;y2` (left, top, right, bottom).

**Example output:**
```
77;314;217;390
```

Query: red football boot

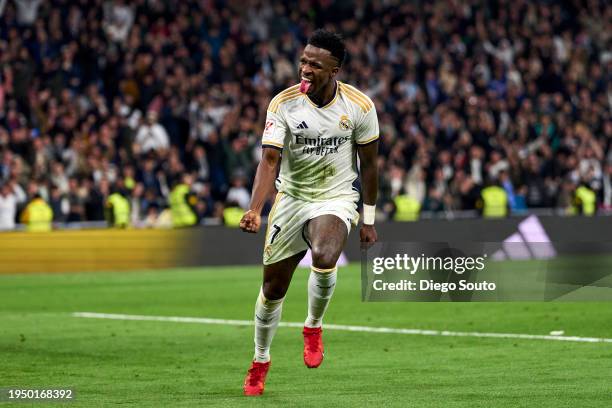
243;360;271;396
303;326;324;368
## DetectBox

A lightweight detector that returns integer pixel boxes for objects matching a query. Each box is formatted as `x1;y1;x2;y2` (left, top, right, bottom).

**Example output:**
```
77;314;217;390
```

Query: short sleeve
261;109;287;150
354;107;379;146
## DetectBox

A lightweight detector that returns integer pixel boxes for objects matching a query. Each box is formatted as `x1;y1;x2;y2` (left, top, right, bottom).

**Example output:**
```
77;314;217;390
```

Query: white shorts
263;192;359;265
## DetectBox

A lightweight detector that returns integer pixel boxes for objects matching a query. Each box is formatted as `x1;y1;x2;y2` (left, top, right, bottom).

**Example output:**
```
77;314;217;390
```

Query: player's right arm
240;147;280;233
240;107;287;233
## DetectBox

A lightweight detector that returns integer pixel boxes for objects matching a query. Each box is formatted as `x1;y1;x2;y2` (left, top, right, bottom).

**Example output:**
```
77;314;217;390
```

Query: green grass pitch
1;264;611;407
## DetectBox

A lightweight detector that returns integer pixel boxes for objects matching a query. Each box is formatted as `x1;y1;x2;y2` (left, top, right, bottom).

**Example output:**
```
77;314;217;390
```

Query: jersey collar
304;81;339;109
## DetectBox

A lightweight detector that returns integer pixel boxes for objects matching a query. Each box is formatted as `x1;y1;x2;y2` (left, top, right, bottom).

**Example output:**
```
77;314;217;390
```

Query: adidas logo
492;215;556;260
296;121;309;129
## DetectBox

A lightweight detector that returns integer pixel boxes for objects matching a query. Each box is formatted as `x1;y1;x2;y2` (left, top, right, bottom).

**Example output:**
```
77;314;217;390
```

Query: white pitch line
72;312;612;344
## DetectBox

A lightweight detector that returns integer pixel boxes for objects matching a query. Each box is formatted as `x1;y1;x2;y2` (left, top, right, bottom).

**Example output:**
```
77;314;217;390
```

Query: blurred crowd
0;0;610;230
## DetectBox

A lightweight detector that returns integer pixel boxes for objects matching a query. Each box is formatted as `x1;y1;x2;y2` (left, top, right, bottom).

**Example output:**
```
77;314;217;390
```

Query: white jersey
261;81;379;202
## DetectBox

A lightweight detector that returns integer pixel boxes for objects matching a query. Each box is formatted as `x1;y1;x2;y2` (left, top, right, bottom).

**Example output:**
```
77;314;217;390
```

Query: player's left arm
358;141;378;244
355;103;380;244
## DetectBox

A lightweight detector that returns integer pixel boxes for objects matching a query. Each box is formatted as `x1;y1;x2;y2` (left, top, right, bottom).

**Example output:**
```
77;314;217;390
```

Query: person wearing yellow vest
223;201;245;227
20;194;53;232
105;188;130;228
574;183;596;216
393;193;421;221
478;180;509;218
169;175;198;228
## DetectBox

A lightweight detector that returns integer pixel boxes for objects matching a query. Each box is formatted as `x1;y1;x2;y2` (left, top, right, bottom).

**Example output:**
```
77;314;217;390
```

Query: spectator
83;178;106;221
423;186;444;213
65;177;85;222
14;0;42;26
0;0;608;226
129;182;145;225
48;184;68;223
49;161;69;193
134;111;170;155
103;0;134;44
20;192;53;231
226;170;251;210
603;163;612;210
0;181;17;230
189;145;210;182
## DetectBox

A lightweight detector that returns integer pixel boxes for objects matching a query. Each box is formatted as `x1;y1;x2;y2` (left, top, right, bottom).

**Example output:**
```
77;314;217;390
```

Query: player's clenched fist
359;224;377;246
240;210;261;233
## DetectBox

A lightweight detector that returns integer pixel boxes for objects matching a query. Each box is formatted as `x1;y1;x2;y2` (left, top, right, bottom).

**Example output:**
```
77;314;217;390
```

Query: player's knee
311;245;338;270
262;281;287;300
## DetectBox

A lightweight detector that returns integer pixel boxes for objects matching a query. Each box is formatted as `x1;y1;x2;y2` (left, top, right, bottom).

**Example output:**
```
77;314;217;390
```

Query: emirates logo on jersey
294;134;350;156
339;114;353;131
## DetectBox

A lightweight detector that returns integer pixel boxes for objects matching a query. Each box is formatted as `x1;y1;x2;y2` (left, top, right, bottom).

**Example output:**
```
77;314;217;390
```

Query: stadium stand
0;0;610;229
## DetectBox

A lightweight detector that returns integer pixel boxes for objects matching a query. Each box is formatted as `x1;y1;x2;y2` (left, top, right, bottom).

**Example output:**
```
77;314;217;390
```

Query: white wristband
363;204;376;225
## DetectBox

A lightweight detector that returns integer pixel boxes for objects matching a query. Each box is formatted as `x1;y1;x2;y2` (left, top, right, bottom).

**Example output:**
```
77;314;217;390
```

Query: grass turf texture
1;265;611;407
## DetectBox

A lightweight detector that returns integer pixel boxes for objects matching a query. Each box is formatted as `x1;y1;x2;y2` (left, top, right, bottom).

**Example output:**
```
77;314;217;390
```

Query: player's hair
307;29;346;67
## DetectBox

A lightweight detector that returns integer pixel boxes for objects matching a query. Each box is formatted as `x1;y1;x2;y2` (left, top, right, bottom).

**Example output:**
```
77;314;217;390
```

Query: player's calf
303;265;337;368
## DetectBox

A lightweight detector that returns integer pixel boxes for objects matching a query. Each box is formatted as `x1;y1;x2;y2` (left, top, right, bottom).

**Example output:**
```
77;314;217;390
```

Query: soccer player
239;29;379;396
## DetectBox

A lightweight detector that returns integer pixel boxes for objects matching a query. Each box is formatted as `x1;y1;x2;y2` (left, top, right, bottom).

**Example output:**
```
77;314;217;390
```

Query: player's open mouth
300;77;312;94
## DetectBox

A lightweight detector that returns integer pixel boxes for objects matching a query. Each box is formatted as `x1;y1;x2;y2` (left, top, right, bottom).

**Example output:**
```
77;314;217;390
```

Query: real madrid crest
339;114;353;131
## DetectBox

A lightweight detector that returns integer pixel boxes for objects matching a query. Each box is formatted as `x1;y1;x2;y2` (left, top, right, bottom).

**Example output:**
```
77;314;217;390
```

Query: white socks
304;266;337;328
253;288;284;363
252;266;337;362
